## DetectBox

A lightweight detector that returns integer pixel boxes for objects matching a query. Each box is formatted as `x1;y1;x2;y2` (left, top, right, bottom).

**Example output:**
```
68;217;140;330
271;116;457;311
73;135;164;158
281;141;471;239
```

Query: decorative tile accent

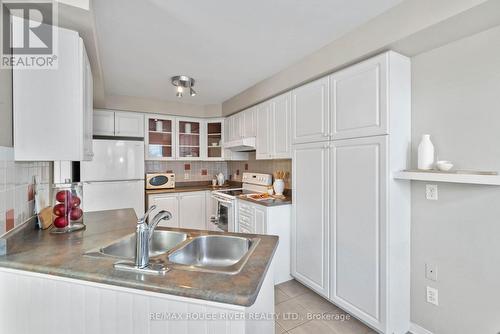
6;209;14;232
184;164;191;171
28;184;34;201
245;163;248;171
201;169;208;176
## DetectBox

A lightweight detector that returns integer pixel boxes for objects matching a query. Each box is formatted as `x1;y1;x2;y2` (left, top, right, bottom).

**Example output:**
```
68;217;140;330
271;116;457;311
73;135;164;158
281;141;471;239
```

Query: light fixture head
171;75;196;98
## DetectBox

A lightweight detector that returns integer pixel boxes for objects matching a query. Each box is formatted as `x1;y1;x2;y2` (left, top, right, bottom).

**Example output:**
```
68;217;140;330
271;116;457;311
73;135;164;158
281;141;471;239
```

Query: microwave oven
146;173;175;189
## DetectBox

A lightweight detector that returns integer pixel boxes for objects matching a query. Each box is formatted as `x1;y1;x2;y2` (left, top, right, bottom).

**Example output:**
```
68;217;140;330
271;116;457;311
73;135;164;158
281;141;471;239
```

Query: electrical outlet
425;263;438;281
184;173;190;180
426;286;439;306
426;184;438;200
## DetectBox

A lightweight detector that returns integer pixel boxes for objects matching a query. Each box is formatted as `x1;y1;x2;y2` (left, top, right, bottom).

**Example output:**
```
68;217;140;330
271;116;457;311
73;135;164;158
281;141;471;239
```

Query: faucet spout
148;210;172;241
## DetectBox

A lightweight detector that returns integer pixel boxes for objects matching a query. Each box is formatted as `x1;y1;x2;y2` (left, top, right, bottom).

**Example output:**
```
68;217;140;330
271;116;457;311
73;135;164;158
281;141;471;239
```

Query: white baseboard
409;322;434;334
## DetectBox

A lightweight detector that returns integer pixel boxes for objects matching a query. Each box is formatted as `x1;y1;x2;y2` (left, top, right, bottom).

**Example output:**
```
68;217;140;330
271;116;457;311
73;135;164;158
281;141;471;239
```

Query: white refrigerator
81;139;145;217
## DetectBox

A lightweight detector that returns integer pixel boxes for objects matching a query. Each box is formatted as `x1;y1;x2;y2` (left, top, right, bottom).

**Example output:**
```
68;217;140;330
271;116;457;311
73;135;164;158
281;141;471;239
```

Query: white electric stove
209;172;272;232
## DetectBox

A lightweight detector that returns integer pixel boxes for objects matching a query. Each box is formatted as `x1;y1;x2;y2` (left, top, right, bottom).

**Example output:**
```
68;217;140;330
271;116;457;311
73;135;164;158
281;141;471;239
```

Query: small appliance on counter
146;173;176;190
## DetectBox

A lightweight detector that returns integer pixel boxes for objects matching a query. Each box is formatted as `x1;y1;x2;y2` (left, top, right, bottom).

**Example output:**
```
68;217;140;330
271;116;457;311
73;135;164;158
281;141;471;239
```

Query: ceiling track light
171;75;196;99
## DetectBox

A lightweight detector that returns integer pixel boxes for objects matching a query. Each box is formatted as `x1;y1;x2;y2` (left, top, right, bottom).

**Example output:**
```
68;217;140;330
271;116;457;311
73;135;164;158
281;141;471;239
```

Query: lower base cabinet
237;200;292;284
147;191;207;230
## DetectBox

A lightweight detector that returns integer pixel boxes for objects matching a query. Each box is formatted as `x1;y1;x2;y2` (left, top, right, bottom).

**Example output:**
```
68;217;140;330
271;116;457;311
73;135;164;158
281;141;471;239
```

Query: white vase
418;134;435;170
156;120;162;132
273;179;285;196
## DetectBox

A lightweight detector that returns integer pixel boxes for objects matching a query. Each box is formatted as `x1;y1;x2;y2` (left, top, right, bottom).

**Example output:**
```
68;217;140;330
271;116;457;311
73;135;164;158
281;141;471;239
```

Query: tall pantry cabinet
291;51;411;334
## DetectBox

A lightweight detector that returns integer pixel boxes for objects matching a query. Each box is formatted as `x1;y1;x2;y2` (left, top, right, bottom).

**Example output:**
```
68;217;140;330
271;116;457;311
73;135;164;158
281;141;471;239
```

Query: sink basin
168;235;259;274
88;230;188;259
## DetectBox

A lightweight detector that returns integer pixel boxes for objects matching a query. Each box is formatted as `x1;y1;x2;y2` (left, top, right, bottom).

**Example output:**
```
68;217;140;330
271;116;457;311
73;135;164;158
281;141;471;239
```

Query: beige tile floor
274;280;377;334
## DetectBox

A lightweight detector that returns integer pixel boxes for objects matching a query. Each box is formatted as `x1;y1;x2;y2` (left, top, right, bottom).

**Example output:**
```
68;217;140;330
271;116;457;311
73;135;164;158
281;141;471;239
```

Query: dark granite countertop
0;209;278;307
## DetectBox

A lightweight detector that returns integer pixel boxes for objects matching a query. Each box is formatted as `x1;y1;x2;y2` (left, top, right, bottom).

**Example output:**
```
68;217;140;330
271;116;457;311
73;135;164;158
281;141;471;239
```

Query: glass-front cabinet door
145;115;175;160
176;118;203;160
206;119;224;160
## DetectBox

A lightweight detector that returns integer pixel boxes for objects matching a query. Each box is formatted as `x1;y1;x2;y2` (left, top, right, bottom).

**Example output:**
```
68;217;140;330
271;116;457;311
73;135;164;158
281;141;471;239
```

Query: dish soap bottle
418;134;435;170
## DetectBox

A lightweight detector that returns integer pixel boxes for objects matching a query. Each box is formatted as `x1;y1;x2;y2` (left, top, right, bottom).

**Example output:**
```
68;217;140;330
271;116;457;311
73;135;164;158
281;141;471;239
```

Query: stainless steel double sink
85;230;259;275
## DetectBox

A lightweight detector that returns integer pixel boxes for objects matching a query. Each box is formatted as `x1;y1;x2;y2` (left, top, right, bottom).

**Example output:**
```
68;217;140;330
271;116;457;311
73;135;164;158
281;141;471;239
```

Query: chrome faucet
114;205;172;274
135;206;172;269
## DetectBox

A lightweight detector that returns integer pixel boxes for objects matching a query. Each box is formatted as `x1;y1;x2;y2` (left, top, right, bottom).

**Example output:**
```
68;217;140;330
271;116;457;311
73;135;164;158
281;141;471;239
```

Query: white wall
104;95;222;118
411;25;500;334
221;0;495;115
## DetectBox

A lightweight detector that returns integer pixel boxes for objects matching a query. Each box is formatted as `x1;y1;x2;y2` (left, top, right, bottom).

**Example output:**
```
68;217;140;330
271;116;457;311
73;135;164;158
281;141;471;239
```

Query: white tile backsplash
145;161;229;182
0;146;50;236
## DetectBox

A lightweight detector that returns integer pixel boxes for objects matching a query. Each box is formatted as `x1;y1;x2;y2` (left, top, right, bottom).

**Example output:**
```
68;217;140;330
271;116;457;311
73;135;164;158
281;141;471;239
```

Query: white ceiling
93;0;404;105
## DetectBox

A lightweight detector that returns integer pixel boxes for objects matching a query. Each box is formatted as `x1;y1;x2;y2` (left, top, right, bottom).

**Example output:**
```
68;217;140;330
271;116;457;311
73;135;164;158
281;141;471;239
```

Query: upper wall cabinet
176;117;204;160
93;109;144;137
145;114;176;160
271;93;292;159
93;110;115;136
13;25;93;161
291;77;330;145
243;107;257;138
330;53;388;140
256;101;272;159
206;118;224;160
115;111;144;137
256;92;292;160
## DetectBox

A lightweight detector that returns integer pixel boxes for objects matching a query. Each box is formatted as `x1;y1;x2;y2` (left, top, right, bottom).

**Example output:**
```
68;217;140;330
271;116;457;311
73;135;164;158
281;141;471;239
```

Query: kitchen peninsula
0;209;278;334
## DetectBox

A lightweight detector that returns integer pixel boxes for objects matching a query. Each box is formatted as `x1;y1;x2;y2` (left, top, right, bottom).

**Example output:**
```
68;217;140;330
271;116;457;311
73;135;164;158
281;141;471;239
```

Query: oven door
210;194;235;232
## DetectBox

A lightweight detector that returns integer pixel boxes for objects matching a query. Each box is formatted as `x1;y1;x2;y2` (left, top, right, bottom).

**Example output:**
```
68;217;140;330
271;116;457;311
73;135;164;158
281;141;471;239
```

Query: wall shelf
394;170;500;185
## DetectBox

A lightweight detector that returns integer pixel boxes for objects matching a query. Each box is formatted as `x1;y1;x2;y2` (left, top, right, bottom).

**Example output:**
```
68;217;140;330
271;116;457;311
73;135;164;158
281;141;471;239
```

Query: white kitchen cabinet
93;109;144;137
291;77;329;145
206;118;224;160
231;113;244;141
256;93;291;160
147;191;207;230
243;107;257;137
271;93;292;159
330;136;387;330
237;200;291;284
148;193;179;228
291;142;330;297
115;111;144;137
13;25;93;161
256;101;272;159
145;114;176;160
179;192;206;230
176;118;204;160
93;110;115;136
291;52;411;334
330;53;397;140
